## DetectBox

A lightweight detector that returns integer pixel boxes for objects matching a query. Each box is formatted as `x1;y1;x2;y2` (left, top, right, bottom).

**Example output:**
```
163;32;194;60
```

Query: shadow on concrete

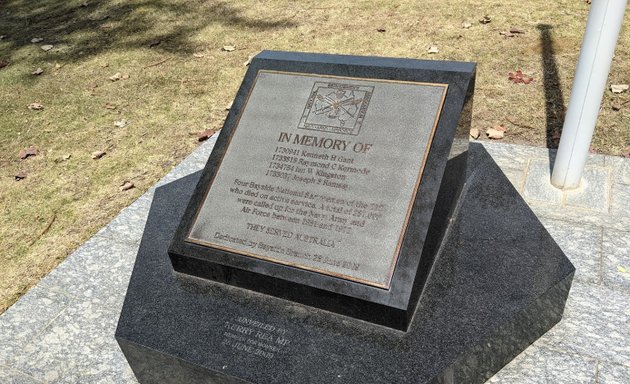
0;0;296;64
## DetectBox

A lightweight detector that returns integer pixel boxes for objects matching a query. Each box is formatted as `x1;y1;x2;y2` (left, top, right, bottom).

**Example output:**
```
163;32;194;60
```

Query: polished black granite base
116;144;574;384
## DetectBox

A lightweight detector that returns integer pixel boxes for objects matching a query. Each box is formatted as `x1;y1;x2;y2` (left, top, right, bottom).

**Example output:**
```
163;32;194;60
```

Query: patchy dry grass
0;0;628;312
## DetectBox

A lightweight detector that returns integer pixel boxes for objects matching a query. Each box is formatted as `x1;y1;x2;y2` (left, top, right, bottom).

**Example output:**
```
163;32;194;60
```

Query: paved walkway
1;138;628;383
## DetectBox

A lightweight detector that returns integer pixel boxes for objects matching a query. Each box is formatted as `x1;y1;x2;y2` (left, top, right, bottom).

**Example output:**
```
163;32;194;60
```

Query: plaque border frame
184;69;448;289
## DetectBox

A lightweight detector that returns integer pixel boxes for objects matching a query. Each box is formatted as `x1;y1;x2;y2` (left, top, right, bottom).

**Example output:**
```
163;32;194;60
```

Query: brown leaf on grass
31;67;44;75
15;171;27;181
486;127;505;139
104;103;116;110
91;150;106;159
193;52;205;58
509;27;525;34
40;44;53;51
508;70;534;84
376;27;386;32
18;145;39;159
462;22;472;29
470;128;480;139
0;59;9;69
109;72;122;81
611;84;629;94
148;39;161;48
427;45;439;54
120;180;135;191
500;31;515;38
121;73;130;80
197;128;216;142
479;15;491;24
222;45;236;52
28;102;44;110
31;37;43;43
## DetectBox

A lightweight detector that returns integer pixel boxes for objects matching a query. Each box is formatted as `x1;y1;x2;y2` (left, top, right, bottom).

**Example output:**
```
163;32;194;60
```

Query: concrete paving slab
543;282;630;366
0;366;42;384
38;236;139;310
598;362;630;384
602;229;630;289
523;158;564;204
539;218;602;284
488;344;598;384
0;285;72;366
564;167;611;212
8;300;136;384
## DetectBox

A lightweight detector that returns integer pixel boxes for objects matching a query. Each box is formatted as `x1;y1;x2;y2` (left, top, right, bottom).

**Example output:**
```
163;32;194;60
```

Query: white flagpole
551;0;627;189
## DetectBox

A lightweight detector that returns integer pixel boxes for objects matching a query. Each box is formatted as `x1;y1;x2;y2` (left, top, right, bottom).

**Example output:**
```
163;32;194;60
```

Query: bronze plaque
187;70;447;289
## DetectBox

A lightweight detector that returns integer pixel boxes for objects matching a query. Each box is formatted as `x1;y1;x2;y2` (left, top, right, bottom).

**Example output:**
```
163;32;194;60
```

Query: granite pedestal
115;146;575;383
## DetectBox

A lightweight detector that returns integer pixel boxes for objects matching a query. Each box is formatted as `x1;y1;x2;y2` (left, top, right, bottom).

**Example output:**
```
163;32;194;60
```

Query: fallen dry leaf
62;154;71;160
486;127;505;139
427;45;439;54
509;27;525;34
31;37;43;43
479;15;491;24
612;103;622;111
121;73;130;80
104;103;116;110
120;180;135;191
500;31;515;38
462;22;472;29
470;128;480;139
109;72;122;81
40;44;53;51
114;119;129;128
508;70;533;84
148;39;161;48
193;52;205;58
18;145;39;159
15;171;27;181
31;67;44;75
28;102;44;110
197;128;216;142
611;84;629;94
222;45;236;52
494;125;507;132
0;59;9;69
54;63;62;69
91;150;106;159
377;27;386;32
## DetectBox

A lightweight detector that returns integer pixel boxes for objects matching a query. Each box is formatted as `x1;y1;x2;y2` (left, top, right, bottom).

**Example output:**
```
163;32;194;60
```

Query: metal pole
551;0;627;189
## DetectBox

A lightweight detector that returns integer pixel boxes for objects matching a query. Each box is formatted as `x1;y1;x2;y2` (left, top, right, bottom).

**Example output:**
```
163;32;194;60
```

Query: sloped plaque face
187;70;447;289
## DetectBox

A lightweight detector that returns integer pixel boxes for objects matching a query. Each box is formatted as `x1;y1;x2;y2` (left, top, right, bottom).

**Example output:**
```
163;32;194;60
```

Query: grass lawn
0;0;628;312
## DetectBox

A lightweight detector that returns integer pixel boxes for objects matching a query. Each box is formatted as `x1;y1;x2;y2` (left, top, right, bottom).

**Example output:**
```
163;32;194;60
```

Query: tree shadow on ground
0;0;297;64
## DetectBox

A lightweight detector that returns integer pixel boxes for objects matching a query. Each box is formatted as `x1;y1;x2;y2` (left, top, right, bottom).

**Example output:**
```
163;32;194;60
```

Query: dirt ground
0;0;628;312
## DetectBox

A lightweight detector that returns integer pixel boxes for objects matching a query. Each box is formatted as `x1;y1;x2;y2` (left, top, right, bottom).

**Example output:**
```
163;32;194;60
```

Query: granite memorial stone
168;51;474;330
116;51;574;384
